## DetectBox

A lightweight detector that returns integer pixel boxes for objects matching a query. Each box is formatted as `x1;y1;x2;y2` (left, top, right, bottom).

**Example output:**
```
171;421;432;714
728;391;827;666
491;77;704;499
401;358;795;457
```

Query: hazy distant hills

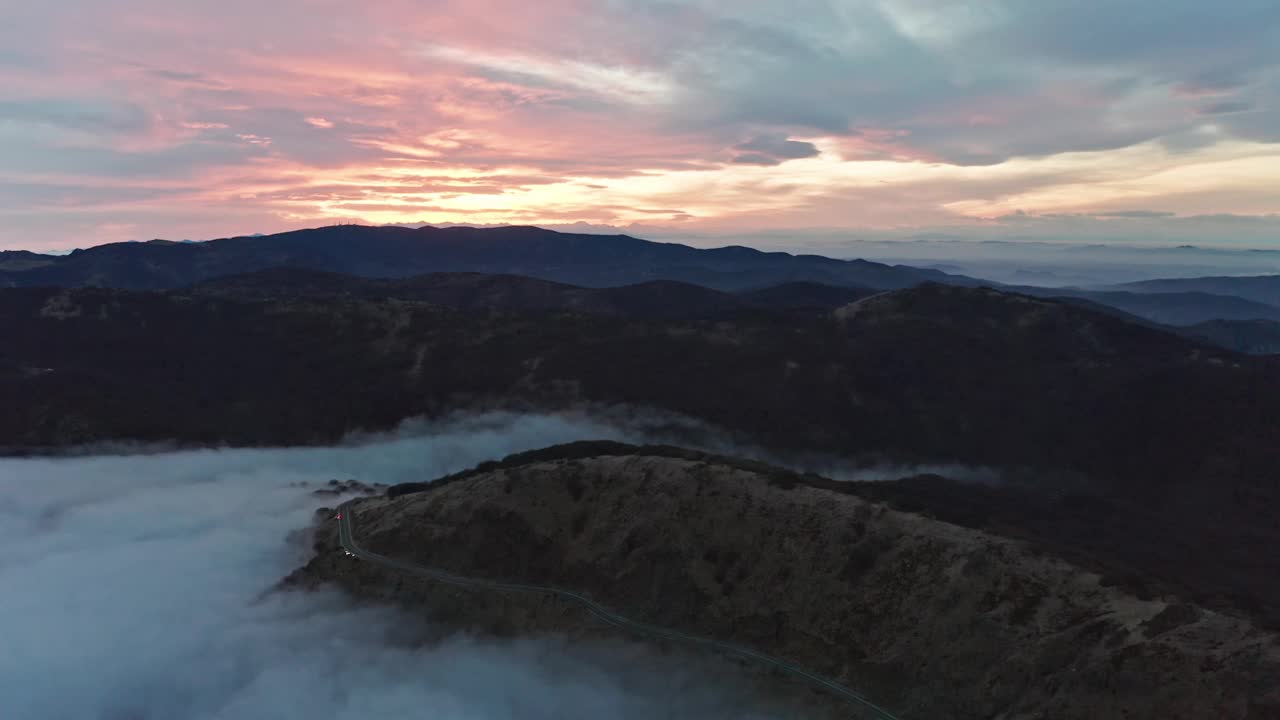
0;225;974;292
1109;274;1280;307
1014;286;1280;326
1072;275;1280;332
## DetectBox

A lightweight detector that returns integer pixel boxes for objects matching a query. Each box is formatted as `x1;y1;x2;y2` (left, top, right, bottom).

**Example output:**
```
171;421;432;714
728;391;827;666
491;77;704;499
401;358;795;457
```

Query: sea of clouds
0;412;787;720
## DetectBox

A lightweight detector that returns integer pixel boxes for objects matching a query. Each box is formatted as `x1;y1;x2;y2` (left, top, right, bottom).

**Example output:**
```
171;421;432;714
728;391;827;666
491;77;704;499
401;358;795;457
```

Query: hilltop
289;444;1280;719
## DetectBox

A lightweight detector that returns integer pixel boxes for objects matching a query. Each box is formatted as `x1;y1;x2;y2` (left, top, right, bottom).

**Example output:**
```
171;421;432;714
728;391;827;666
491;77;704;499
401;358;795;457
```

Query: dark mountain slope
0;224;976;291
0;250;56;274
191;268;635;314
1183;319;1280;355
3;281;1273;493
191;267;869;318
202;269;1280;358
6;282;1280;624
736;281;878;309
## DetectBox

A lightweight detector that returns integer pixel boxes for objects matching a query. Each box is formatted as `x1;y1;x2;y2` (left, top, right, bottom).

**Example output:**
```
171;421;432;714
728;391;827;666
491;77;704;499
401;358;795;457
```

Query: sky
1;0;1278;251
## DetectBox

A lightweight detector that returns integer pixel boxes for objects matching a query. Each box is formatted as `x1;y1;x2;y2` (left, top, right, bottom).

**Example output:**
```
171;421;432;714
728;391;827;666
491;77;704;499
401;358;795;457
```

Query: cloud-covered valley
0;412;786;720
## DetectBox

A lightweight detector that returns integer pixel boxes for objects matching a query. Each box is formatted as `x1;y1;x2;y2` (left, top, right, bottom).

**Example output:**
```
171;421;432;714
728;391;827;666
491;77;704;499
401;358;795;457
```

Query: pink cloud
1;1;1277;249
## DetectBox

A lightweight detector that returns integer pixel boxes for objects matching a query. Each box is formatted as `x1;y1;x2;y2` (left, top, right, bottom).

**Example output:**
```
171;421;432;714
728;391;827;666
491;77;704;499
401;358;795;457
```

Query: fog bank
0;412;787;720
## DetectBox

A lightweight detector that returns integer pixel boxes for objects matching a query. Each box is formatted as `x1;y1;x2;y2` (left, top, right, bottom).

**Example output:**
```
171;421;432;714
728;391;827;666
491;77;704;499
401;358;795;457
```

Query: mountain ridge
1108;274;1280;307
0;224;977;292
7;280;1280;627
187;267;879;318
2;279;1268;492
291;446;1280;719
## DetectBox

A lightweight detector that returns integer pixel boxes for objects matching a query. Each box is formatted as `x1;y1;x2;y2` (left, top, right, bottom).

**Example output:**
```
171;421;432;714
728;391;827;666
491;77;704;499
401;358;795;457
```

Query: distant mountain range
1014;286;1280;326
1108;275;1280;307
0;225;976;292
4;225;1279;351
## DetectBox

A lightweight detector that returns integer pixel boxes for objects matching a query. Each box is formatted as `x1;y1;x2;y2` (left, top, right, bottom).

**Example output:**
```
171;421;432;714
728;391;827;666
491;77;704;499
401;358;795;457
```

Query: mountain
288;443;1280;720
3;280;1274;513
190;268;748;319
0;224;976;291
192;269;1280;358
1010;285;1280;325
3;282;1268;483
1182;319;1280;355
6;279;1280;628
735;281;879;309
1075;290;1280;325
1110;275;1280;307
190;267;878;318
0;250;56;272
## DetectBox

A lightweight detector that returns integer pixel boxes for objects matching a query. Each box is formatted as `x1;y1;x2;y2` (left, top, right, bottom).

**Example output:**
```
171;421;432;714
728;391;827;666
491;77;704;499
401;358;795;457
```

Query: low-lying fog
0;412;788;720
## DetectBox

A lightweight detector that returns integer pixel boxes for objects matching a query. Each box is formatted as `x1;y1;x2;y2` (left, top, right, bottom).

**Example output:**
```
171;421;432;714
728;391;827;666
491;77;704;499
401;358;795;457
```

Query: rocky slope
289;444;1280;719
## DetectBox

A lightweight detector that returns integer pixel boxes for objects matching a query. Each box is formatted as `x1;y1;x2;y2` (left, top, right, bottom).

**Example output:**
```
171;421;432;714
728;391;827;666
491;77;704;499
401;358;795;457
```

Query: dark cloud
0;98;152;134
0;49;34;67
589;1;1280;164
729;134;819;165
0;137;269;180
730;152;782;166
970;0;1280;79
0;181;192;210
142;68;229;88
1198;100;1255;115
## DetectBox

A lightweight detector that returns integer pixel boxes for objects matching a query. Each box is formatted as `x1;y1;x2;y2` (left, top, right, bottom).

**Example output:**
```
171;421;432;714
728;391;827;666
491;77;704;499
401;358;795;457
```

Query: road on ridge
335;499;901;720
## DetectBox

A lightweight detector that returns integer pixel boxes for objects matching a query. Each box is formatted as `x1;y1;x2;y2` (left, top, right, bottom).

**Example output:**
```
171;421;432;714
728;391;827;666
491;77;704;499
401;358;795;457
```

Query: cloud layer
0;412;790;720
1;1;1278;249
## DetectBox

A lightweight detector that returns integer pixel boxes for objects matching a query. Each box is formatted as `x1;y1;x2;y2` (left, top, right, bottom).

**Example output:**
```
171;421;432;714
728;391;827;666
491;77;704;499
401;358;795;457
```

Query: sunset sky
2;1;1278;251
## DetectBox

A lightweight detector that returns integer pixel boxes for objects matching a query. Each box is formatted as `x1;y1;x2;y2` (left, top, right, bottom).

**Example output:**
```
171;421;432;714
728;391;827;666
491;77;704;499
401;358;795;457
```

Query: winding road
336;499;901;720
